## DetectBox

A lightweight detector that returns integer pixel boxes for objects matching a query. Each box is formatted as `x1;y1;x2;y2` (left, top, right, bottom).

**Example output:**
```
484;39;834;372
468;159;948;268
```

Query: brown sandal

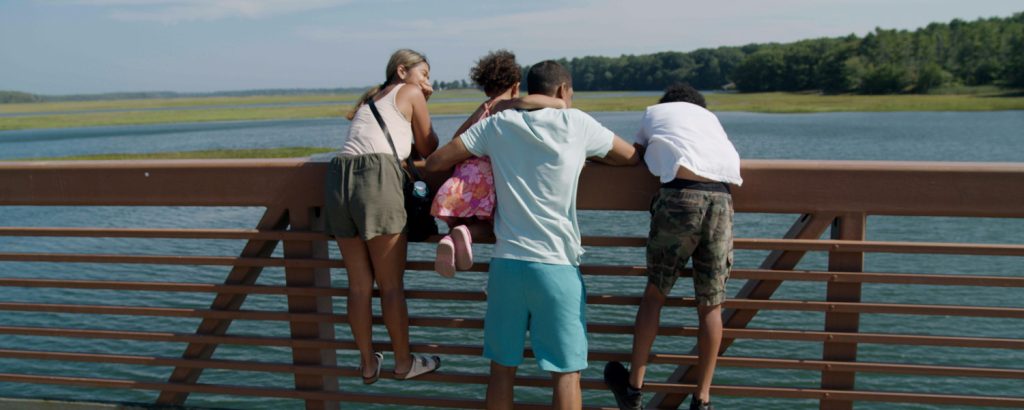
360;352;383;385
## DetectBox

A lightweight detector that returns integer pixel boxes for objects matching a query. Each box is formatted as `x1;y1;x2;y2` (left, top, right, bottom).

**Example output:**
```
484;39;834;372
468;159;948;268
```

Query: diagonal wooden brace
156;207;288;405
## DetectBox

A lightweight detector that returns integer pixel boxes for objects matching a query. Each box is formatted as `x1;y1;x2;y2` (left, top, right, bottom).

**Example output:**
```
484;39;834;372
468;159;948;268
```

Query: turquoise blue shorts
483;258;588;373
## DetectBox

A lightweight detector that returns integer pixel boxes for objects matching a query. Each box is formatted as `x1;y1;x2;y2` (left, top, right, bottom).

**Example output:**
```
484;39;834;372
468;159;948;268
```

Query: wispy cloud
69;0;353;23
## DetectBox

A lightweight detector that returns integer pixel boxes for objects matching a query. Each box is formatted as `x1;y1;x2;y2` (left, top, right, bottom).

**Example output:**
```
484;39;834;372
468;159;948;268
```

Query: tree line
5;12;1021;103
551;12;1023;93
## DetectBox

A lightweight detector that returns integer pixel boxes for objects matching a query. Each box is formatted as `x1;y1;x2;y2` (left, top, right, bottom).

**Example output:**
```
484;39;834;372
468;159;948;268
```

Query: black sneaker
603;361;642;410
688;396;714;410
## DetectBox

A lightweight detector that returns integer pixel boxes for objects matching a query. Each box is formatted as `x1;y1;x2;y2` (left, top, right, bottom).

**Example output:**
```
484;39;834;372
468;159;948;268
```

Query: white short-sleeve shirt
460;108;614;266
635;102;743;185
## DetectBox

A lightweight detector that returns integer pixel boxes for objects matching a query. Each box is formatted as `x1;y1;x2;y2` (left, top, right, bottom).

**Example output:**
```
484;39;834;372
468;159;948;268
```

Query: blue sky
1;0;1021;94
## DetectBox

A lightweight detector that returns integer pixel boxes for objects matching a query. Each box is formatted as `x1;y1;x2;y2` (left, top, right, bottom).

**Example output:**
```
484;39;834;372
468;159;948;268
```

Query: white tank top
340;84;414;159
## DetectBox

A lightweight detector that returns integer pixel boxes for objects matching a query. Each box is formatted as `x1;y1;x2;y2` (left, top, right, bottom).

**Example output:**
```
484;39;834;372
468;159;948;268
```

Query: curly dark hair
470;50;521;96
659;83;706;107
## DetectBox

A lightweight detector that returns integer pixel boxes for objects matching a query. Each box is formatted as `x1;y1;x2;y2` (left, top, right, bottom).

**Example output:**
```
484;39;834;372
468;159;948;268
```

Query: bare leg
366;233;413;374
337;238;378;378
465;218;494;243
551;371;582;410
629;281;667;389
487;361;516;410
696;304;723;403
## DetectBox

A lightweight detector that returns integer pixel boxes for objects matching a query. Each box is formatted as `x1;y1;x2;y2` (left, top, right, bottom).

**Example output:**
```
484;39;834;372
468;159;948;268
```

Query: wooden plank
736;238;1024;256
7;347;1024;380
4;322;1022;350
3;159;1024;217
5;269;1024;294
732;269;1024;287
4;297;1022;320
0;227;325;241
1;372;1022;408
0;252;344;268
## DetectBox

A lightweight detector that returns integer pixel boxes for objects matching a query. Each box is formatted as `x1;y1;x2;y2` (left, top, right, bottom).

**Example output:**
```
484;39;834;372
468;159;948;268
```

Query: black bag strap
367;96;423;181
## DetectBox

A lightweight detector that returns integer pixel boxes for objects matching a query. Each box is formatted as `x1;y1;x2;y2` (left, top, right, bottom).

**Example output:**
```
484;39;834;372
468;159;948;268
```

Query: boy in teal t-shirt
426;60;638;409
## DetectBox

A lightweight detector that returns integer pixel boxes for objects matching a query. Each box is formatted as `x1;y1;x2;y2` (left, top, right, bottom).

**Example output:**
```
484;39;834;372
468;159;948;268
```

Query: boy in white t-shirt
604;84;742;410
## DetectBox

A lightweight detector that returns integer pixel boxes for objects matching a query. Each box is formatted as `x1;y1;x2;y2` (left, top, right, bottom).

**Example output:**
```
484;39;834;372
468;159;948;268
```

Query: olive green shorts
647;188;734;306
323;153;407;240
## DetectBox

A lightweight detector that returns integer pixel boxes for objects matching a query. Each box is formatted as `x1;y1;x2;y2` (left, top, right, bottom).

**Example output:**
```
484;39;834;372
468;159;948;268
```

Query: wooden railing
0;159;1022;409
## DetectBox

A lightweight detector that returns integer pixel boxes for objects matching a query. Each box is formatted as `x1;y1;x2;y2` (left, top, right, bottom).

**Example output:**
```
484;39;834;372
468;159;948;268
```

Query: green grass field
15;147;334;161
1;89;1021;131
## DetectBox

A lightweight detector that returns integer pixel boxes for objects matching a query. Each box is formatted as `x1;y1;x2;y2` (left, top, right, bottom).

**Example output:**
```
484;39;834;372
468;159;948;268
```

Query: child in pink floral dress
432;50;564;277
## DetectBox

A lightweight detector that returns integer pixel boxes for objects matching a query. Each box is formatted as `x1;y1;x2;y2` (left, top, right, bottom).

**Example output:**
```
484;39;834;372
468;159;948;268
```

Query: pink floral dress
430;100;499;223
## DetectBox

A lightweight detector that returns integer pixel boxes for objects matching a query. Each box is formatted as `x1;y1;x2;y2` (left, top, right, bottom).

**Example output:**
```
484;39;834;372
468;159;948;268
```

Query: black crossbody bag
366;98;438;242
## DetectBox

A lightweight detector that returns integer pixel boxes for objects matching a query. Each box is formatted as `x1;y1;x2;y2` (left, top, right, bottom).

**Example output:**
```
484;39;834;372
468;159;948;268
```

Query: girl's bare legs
464;218;494;243
366;233;413;374
336;238;379;378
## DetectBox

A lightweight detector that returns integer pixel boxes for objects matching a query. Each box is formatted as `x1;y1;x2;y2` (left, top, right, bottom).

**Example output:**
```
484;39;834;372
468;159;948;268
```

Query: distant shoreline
1;90;1022;132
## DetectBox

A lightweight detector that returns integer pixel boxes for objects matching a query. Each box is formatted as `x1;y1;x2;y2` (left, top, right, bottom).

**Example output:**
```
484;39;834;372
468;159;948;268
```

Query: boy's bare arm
425;137;475;172
492;94;566;112
592;136;641;166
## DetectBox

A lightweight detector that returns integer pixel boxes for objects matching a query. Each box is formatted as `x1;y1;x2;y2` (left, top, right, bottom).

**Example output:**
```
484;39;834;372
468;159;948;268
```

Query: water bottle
412;181;429;198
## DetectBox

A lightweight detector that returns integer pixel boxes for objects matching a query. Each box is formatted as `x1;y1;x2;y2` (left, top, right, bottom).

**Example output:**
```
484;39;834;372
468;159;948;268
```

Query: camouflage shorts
647;188;734;306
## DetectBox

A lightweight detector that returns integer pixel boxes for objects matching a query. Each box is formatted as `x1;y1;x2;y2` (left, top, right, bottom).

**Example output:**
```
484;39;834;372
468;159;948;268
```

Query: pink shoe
450;225;474;271
435;236;456;278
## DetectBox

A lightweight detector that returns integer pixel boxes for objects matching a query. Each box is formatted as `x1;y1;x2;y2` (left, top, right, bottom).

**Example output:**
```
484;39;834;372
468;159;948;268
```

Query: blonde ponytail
346;49;429;121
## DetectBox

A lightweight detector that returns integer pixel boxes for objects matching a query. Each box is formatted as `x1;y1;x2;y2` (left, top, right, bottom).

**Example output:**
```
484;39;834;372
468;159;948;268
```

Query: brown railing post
283;207;339;410
819;213;866;410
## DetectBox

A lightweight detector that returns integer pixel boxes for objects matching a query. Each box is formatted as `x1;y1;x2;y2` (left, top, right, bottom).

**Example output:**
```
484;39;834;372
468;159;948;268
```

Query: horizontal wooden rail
5;227;1023;257
0;373;495;409
0;227;326;241
5;267;1024;291
4;347;1023;380
2;324;1022;350
731;269;1024;287
737;238;1024;256
1;372;1021;408
4;254;1023;289
4;160;1024;217
3;297;1021;320
0;252;344;268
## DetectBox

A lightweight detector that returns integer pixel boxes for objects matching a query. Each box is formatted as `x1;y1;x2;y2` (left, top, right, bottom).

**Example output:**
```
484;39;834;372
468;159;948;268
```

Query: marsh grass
1;90;1021;131
14;147;334;161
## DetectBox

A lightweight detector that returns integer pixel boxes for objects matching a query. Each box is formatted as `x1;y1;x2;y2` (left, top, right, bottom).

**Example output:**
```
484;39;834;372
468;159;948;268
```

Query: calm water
0;110;1022;409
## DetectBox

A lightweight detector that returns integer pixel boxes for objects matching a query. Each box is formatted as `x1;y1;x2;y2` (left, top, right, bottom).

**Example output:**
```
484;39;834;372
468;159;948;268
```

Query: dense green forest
554;12;1024;93
436;12;1023;94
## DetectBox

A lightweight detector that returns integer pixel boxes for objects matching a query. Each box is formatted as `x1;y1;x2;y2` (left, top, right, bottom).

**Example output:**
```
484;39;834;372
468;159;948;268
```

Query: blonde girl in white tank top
332;49;440;383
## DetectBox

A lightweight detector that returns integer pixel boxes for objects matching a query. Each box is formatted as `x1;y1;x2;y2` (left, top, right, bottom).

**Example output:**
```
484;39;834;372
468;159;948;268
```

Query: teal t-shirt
460;108;615;266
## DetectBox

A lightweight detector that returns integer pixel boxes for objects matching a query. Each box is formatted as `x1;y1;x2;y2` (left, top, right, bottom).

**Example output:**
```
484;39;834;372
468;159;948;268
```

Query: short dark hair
527;60;572;96
470;50;521;97
659;83;706;107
